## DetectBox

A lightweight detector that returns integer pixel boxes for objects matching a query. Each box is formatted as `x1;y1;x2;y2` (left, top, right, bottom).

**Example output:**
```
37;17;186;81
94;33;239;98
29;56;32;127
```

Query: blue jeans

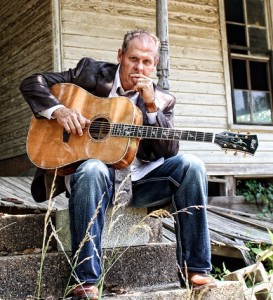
69;154;211;284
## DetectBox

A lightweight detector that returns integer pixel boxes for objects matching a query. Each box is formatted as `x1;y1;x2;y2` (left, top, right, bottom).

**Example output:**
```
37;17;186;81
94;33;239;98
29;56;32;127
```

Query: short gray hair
121;29;160;56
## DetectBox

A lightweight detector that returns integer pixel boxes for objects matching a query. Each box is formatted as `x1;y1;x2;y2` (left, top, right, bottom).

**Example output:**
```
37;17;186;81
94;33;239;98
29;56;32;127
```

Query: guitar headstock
214;131;258;155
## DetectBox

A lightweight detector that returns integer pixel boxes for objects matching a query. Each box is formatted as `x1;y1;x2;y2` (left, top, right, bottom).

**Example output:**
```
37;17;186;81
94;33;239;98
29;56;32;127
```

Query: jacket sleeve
19;58;92;117
136;87;180;161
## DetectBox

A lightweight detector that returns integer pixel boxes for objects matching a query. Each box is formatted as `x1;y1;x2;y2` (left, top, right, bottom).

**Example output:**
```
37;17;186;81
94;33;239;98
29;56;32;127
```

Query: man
20;29;215;299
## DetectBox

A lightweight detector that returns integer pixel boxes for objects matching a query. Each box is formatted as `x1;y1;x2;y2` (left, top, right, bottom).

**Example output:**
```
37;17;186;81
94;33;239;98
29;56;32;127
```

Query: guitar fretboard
111;123;214;142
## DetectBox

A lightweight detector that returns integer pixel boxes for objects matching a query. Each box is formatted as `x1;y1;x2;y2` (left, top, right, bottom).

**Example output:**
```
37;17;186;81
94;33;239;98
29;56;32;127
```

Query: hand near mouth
130;74;155;106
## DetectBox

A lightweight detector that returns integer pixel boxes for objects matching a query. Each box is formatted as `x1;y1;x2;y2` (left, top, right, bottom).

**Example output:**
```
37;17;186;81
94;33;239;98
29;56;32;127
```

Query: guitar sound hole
89;117;110;140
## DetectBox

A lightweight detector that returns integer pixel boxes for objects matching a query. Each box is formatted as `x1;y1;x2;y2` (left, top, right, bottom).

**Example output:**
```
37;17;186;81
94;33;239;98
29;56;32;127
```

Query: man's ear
152;57;159;71
154;56;159;67
117;48;122;63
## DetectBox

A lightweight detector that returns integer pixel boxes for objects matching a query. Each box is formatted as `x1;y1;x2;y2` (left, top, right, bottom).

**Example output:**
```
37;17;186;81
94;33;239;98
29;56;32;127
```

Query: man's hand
131;74;154;103
52;107;91;136
131;74;157;112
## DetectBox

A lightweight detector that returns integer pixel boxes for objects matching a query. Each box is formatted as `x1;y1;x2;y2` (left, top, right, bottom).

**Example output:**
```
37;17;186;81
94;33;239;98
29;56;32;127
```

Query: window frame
219;0;273;130
228;48;273;125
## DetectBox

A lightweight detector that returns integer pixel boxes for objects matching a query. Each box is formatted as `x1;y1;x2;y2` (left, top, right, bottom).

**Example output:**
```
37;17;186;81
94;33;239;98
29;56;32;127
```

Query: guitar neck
111;123;215;143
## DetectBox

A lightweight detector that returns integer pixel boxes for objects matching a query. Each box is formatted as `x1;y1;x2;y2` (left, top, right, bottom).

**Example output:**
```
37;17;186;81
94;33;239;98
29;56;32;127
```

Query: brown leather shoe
73;284;99;299
188;272;217;289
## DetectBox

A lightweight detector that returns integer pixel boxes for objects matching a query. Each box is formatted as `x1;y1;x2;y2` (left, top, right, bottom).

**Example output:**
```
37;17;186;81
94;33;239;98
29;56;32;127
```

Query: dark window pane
232;59;248;89
249;27;268;51
226;24;246;48
252;91;272;123
234;90;251;122
250;61;268;90
247;0;265;26
225;0;244;23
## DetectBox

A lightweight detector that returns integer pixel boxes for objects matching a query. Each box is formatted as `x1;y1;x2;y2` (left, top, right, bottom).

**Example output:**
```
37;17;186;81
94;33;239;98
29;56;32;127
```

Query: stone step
0;213;53;253
0;207;163;253
101;281;244;300
0;246;245;300
0;243;178;299
8;282;245;300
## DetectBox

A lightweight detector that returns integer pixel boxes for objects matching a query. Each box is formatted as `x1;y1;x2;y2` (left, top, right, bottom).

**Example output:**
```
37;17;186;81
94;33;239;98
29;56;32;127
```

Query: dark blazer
20;57;179;202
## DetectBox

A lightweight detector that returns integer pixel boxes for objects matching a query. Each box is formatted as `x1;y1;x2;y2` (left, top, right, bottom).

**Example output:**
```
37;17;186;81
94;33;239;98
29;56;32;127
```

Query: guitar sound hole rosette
89;117;110;141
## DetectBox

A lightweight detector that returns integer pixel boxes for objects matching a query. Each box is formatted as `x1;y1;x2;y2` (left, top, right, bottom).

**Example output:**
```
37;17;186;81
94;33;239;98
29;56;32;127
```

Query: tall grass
33;172;223;300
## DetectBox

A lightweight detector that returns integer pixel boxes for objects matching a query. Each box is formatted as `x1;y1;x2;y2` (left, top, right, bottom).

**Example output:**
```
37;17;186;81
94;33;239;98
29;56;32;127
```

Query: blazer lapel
95;64;118;97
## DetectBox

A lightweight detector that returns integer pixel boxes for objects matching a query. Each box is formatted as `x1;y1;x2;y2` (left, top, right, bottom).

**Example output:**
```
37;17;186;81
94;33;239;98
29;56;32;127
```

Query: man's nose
135;61;143;71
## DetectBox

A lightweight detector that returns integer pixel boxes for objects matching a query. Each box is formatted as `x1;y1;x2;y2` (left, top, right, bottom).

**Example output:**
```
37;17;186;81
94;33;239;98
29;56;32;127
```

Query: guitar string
87;121;248;140
81;122;253;151
86;121;215;141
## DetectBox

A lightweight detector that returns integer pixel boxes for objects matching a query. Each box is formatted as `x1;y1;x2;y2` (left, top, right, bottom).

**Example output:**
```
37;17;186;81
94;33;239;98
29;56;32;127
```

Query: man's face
117;37;159;91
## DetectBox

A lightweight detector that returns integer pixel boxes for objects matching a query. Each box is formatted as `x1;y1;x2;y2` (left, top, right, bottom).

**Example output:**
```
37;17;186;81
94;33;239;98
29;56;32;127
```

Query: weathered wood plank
170;58;223;72
207;211;272;244
171;80;225;95
0;0;53;160
174;116;227;128
206;164;273;176
62;0;156;11
62;34;122;52
63;47;117;63
208;206;273;231
169;0;218;8
169;24;220;40
169;11;218;28
175;104;226;117
61;8;155;29
171;46;222;61
0;177;68;210
170;35;221;50
186;153;273;164
171;69;224;84
174;93;226;106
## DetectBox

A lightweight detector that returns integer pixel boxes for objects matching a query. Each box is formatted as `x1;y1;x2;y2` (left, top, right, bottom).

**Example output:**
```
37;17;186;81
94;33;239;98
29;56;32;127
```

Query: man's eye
144;60;152;65
130;57;138;62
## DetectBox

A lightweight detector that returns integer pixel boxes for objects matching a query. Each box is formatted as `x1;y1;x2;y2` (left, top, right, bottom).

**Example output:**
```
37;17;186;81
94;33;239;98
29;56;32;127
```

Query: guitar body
27;83;143;174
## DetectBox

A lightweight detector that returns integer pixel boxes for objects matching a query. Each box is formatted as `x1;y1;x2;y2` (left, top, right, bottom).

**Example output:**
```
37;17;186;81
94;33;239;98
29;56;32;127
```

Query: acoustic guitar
27;83;259;175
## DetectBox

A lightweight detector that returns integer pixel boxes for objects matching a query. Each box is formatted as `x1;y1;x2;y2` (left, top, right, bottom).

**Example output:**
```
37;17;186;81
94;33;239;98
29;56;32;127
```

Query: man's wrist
145;99;158;113
39;104;64;119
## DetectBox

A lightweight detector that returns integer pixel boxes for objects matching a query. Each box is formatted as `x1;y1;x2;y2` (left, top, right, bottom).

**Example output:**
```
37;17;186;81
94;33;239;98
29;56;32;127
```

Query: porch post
156;0;169;91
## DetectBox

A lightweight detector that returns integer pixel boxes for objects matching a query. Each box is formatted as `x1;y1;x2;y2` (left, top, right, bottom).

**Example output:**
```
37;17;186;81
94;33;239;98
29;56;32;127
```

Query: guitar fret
110;124;210;143
111;125;215;144
174;130;181;139
151;127;158;138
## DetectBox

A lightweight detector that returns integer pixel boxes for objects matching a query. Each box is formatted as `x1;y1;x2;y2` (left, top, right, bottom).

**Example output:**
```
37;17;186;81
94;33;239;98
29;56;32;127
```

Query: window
224;0;273;125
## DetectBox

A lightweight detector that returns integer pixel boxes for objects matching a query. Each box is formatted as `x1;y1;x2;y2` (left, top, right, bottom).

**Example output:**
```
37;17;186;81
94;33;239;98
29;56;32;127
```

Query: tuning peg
244;153;247;158
238;131;240;134
225;150;228;155
247;132;250;134
234;151;238;156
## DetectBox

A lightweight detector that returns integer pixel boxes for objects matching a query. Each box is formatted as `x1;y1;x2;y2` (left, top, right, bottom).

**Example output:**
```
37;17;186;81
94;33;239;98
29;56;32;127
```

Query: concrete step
0;243;178;299
6;282;245;300
0;213;55;253
0;247;246;300
0;207;163;253
101;281;244;300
